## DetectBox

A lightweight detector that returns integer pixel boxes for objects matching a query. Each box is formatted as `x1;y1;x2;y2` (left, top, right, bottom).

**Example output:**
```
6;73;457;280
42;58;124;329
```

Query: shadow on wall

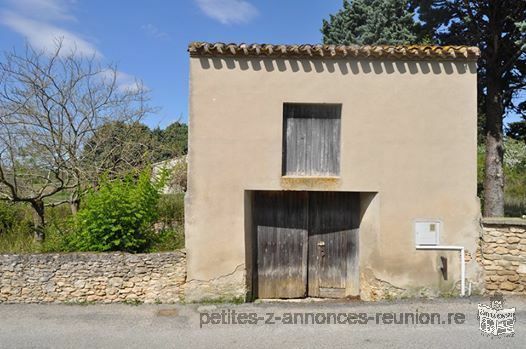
198;57;476;75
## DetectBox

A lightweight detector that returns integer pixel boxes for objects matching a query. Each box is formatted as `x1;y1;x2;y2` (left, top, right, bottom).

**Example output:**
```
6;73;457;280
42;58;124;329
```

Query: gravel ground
0;296;524;348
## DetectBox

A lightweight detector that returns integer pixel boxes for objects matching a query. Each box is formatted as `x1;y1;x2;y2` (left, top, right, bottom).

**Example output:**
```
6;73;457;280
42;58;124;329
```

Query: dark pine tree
322;0;418;45
415;1;526;216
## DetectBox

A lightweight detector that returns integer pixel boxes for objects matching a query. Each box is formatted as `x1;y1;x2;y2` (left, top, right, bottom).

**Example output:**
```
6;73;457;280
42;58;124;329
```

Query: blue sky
0;0;343;128
1;0;522;127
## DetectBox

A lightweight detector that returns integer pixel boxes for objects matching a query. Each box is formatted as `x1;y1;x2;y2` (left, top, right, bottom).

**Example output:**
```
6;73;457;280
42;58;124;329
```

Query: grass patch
0;202;33;253
505;197;526;217
0;227;35;254
478;140;526;217
193;296;246;305
439;290;459;298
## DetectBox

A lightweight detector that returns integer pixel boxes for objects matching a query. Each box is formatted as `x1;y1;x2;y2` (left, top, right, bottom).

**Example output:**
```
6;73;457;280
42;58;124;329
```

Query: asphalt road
0;296;524;348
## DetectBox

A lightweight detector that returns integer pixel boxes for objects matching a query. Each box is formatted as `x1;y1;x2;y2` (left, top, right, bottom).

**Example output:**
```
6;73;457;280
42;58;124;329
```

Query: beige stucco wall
186;55;481;301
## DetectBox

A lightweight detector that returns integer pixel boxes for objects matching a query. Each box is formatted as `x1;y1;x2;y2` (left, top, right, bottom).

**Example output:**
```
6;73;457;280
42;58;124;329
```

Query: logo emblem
477;293;516;337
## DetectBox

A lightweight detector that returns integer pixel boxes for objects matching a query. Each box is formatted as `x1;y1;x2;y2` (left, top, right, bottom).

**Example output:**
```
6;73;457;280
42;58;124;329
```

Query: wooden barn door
254;191;359;299
254;191;309;298
307;192;360;298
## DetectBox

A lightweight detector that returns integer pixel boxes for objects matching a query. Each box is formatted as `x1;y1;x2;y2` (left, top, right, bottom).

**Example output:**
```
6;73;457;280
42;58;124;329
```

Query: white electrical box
414;220;441;246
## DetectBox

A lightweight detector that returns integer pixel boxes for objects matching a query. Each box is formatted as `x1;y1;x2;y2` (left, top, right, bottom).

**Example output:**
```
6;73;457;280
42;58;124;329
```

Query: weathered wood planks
253;191;359;299
282;103;341;176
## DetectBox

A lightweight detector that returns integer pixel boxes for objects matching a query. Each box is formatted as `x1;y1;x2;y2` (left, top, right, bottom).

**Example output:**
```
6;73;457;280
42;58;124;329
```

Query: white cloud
0;0;98;57
141;23;169;40
1;0;144;93
0;11;101;57
4;0;76;22
115;71;144;92
195;0;258;24
100;69;145;92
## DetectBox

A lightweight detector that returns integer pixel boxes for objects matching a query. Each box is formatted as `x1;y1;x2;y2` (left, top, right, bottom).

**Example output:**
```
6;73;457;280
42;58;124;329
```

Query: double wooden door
254;191;359;299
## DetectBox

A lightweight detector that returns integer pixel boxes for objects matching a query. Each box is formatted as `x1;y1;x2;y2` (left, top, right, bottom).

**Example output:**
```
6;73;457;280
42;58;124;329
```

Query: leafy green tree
414;1;526;216
507;121;526;143
70;169;166;252
82;119;189;182
322;0;417;45
152;122;188;162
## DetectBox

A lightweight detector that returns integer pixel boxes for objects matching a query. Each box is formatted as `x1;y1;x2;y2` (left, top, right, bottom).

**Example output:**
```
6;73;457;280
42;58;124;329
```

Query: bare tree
0;40;152;240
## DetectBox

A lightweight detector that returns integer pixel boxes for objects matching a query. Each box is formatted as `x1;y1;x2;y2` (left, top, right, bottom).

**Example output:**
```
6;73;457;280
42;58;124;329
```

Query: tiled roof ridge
188;42;480;60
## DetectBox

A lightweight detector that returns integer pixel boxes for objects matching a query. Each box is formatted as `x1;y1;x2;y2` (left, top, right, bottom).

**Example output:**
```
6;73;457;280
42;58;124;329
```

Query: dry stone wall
479;218;526;294
0;251;185;303
3;219;526;304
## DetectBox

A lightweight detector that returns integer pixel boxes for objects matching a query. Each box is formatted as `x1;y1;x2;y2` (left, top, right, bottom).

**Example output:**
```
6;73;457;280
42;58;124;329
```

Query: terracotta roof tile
188;42;480;60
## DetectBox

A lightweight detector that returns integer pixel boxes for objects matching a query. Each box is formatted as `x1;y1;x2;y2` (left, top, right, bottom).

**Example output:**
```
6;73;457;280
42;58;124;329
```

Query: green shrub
148;193;185;252
0;226;35;253
504;139;526;217
0;202;77;253
504;138;526;168
40;217;74;253
69;169;165;252
0;202;34;253
478;139;526;217
149;226;185;252
0;201;18;235
0;201;34;235
157;193;185;226
0;169;186;253
504;165;526;217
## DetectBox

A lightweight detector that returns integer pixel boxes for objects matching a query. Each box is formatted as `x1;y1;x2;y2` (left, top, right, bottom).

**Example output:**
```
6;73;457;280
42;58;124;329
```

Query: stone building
185;42;481;301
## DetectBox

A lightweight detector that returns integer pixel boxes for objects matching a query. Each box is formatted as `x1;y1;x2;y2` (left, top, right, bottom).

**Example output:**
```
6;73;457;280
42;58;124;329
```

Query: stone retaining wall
3;220;526;303
0;251;186;303
480;218;526;294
